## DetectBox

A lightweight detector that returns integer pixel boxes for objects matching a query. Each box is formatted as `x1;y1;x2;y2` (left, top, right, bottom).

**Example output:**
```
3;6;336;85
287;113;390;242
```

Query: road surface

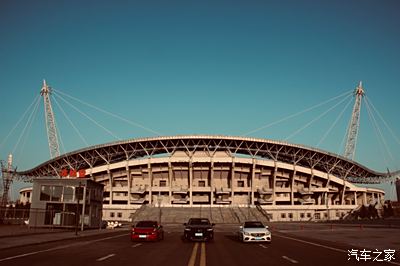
0;227;398;266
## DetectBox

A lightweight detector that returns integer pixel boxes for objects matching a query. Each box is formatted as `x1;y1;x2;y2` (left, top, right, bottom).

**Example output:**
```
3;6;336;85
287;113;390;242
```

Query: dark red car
131;220;164;241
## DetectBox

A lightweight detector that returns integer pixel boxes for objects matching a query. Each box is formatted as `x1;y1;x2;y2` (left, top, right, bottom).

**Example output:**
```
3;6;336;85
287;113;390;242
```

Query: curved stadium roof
18;135;397;184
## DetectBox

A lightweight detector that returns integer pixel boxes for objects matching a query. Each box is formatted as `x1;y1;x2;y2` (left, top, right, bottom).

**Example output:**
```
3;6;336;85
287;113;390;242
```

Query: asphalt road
0;229;398;266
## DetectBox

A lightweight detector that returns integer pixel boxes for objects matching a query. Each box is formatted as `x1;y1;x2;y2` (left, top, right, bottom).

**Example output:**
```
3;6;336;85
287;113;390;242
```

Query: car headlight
184;228;191;231
243;231;251;236
206;228;213;231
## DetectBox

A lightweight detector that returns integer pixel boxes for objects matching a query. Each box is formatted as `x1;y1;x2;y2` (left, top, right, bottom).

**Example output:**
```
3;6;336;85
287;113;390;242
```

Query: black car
183;218;215;241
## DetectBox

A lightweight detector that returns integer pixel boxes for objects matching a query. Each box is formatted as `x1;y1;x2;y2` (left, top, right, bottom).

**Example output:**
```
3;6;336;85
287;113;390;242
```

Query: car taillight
132;228;135;233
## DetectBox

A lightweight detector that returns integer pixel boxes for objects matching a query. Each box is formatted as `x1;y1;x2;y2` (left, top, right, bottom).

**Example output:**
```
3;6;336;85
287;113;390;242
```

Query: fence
0;207;30;224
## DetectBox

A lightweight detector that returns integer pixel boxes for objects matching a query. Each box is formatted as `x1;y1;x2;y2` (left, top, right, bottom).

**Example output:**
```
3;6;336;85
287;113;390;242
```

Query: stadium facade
20;135;386;222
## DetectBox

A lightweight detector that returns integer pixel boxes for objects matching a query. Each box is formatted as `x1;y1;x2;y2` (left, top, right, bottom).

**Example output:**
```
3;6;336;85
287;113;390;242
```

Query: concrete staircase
131;205;271;224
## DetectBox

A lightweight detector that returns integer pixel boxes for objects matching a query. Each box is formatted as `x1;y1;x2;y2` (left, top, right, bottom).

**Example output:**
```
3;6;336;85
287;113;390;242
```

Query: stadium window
281;213;286;219
288;213;293;219
314;213;321;220
110;212;115;218
237;180;244;187
117;212;122;218
52;186;63;202
63;186;74;201
307;213;312;218
160;180;167;187
300;213;305;218
198;180;206;187
40;186;51;201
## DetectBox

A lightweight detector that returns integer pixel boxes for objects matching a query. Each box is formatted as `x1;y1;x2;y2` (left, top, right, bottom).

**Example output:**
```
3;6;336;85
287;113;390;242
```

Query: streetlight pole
80;184;87;231
75;182;82;236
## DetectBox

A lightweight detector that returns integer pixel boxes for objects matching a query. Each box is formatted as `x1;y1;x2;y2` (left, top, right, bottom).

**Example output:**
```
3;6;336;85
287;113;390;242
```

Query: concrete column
251;159;256;206
308;168;314;190
340;179;346;205
210;160;214;206
108;167;112;204
291;166;296;206
354;191;357;205
126;162;131;207
231;159;235;204
168;161;173;205
148;160;153;205
272;161;277;205
189;158;193;206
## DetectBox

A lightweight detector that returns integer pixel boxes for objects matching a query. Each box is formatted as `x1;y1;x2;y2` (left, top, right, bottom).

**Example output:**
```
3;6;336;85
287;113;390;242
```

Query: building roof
17;135;398;183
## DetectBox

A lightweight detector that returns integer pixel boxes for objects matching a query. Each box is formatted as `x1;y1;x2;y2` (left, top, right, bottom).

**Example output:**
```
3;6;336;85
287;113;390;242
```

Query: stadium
18;135;388;222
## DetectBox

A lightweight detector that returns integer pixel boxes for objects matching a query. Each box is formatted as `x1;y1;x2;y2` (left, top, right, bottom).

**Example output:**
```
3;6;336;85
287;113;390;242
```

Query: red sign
60;168;86;178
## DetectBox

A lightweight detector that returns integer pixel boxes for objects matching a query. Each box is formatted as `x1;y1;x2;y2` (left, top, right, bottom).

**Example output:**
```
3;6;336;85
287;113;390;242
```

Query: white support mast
344;81;365;160
41;80;60;159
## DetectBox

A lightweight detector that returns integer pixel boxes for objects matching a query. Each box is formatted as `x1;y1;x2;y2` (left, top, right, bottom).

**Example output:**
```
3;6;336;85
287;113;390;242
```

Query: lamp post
75;182;83;236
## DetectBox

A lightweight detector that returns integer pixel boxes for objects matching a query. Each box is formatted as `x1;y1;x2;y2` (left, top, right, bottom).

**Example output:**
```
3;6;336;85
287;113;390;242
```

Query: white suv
238;221;271;243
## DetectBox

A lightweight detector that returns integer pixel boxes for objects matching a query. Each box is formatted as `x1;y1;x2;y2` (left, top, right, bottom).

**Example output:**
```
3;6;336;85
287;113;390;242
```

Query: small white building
19;187;33;205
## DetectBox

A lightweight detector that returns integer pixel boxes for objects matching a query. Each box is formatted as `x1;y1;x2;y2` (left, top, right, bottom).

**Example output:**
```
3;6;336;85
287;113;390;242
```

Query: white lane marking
96;253;115;261
276;234;346;253
0;233;127;262
282;255;298;264
132;243;142;248
259;244;268;249
276;234;400;266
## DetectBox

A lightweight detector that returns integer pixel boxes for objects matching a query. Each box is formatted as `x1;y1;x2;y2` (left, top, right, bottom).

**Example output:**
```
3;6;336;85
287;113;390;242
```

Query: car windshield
243;222;265;228
136;221;157;228
188;218;211;225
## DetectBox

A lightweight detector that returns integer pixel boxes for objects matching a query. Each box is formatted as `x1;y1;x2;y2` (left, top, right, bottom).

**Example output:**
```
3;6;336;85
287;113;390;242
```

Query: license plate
255;237;263;240
139;235;147;238
195;233;203;237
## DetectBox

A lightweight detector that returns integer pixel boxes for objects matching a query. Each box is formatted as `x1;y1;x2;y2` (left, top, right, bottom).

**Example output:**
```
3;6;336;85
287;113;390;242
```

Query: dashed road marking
282;255;298;264
276;234;345;253
259;244;268;249
131;243;142;248
0;233;127;262
96;253;115;261
276;234;400;266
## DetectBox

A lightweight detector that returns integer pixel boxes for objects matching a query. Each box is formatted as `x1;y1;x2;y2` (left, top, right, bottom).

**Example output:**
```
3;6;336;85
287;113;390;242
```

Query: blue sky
0;0;399;200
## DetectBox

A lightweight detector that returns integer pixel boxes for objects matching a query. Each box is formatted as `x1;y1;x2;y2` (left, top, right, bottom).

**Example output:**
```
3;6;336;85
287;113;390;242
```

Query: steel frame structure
18;135;398;184
41;80;60;159
344;81;364;160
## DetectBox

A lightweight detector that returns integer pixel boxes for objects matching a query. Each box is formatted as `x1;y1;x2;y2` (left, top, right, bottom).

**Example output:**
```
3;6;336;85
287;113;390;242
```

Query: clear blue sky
1;0;399;200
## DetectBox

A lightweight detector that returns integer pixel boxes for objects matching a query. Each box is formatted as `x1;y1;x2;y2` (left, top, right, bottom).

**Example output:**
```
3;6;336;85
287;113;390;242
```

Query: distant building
19;187;32;205
29;178;103;228
396;178;400;202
